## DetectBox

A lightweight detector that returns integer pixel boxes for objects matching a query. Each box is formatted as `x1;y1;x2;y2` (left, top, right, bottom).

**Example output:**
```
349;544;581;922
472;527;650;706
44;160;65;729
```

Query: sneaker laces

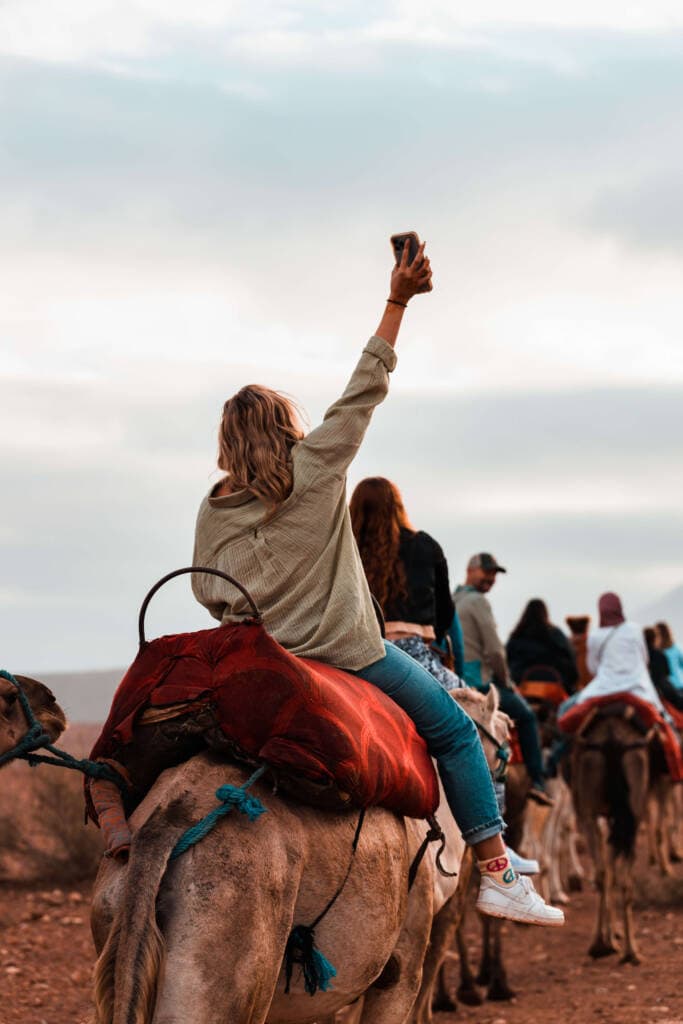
516;874;544;902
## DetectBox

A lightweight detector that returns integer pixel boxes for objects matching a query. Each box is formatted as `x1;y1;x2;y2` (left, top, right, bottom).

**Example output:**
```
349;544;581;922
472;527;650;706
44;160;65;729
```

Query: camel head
0;674;67;759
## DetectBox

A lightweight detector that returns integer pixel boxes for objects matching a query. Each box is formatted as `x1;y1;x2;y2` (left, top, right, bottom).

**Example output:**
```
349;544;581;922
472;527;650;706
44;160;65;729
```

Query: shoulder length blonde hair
218;385;304;509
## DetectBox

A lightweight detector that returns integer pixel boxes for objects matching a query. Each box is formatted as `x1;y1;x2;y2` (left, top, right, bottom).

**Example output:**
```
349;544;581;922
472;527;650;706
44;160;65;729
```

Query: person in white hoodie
575;592;664;713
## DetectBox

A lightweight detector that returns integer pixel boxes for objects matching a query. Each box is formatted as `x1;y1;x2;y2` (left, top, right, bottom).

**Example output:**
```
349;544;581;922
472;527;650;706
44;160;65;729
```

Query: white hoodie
576;620;664;712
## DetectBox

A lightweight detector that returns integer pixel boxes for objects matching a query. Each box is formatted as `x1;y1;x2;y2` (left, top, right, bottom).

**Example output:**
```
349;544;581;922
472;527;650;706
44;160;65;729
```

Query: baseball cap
467;552;507;574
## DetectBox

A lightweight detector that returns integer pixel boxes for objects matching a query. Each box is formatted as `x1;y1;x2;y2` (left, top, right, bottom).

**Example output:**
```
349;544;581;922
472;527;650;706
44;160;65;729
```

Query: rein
0;670;126;788
474;718;510;782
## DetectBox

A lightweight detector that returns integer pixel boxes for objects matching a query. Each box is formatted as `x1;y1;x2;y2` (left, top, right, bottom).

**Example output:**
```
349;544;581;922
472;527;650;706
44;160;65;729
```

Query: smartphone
390;231;421;267
390;231;431;292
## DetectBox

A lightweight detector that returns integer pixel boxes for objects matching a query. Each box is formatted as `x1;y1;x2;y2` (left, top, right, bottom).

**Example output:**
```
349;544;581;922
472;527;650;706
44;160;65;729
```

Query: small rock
44;889;65;906
5;966;21;976
68;891;83;903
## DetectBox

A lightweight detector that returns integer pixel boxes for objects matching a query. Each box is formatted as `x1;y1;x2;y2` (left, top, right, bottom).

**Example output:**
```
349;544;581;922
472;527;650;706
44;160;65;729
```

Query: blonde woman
192;242;562;927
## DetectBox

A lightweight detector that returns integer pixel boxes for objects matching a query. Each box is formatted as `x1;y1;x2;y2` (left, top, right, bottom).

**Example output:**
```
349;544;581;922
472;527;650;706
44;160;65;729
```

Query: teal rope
0;669;127;789
170;765;268;861
284;925;337;995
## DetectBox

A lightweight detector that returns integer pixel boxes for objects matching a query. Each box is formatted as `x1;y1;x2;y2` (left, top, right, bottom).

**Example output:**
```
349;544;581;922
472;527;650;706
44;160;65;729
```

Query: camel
645;738;683;877
571;704;657;964
0;673;66;753
89;686;509;1024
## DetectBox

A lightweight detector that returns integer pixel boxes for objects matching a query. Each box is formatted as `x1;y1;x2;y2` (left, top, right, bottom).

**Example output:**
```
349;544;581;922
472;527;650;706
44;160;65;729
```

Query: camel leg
657;780;673;877
545;782;569;905
485;919;515;1002
586;817;618;958
475;914;493;987
413;853;473;1022
617;749;649;965
454;905;483;1006
332;1003;364;1024
573;749;617;958
645;790;658;867
670;786;683;861
411;895;459;1022
647;776;672;876
616;851;640;966
565;806;585;892
358;873;433;1024
154;881;296;1024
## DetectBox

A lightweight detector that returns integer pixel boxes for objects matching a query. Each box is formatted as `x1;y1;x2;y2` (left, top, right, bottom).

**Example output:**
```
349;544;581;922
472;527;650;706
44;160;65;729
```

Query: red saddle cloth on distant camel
90;622;439;819
558;692;683;782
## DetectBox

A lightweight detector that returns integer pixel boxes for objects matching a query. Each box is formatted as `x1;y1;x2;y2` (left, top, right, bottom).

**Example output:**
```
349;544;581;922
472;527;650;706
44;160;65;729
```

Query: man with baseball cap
453;553;551;806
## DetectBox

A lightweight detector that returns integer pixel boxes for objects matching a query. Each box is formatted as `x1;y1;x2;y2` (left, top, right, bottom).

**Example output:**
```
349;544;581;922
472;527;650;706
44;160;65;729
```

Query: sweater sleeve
296;336;397;481
477;596;509;684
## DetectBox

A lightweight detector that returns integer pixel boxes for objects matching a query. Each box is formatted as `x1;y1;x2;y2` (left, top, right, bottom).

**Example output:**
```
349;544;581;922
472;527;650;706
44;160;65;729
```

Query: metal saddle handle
138;566;262;648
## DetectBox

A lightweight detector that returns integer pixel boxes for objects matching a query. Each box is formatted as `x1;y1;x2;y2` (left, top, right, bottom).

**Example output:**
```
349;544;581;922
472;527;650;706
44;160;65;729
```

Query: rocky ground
1;868;682;1024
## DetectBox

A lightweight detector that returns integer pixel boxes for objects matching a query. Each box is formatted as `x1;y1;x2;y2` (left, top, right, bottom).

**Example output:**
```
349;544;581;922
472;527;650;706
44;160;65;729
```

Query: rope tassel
170;766;267;861
284;925;337;996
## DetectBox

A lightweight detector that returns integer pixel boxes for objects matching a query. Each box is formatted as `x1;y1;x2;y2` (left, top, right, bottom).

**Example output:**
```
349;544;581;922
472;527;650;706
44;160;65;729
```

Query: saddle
558;692;683;782
86;620;440;851
519;666;568;713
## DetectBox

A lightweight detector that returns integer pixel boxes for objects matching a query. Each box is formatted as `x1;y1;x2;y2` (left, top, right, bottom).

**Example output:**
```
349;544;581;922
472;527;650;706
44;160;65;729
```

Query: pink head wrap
598;592;625;628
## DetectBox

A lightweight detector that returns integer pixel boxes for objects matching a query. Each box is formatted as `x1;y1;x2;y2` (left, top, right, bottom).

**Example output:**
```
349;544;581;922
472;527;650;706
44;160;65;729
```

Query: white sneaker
506;845;540;875
477;874;565;927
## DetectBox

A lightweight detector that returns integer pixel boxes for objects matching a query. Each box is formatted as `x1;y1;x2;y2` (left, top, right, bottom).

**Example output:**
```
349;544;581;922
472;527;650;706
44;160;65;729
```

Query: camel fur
89;687;508;1024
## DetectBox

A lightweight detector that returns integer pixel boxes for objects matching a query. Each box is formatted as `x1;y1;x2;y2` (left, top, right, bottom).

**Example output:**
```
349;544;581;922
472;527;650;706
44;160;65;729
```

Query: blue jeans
495;685;546;788
354;641;504;845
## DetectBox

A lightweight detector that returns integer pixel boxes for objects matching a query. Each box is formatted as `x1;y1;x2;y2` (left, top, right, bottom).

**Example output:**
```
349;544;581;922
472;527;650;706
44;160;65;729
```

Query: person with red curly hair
350;476;461;691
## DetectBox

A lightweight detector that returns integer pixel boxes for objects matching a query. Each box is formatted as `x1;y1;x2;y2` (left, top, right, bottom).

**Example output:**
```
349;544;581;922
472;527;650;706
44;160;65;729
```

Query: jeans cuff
462;816;506;846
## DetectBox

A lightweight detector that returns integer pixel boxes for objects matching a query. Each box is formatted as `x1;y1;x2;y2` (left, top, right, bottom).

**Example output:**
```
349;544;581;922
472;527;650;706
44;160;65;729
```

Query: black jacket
383;529;454;641
506;626;578;693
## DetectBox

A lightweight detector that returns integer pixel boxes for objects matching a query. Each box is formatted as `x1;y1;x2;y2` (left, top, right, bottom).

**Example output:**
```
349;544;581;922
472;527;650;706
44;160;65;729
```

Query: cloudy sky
2;2;683;673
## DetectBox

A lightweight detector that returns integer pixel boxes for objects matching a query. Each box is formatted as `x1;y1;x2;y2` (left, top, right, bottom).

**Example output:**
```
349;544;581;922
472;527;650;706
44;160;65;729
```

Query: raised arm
298;241;432;477
375;239;432;347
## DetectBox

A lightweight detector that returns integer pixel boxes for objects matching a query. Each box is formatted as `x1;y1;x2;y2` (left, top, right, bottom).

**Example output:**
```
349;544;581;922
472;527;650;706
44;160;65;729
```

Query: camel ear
485;686;499;714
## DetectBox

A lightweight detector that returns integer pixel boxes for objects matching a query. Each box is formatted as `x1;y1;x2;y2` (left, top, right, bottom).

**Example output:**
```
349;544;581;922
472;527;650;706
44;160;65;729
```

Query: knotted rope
170;765;268;860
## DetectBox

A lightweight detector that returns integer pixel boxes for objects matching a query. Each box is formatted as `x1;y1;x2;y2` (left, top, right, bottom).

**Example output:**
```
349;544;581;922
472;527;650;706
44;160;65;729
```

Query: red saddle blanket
558;692;683;782
90;622;439;818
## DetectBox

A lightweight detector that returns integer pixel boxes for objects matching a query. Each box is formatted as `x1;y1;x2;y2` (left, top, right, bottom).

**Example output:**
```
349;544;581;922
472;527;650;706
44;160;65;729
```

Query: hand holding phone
388;231;433;303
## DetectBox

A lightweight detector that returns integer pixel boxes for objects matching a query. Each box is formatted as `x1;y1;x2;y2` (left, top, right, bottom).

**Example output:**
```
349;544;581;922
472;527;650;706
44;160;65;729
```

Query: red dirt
0;868;682;1023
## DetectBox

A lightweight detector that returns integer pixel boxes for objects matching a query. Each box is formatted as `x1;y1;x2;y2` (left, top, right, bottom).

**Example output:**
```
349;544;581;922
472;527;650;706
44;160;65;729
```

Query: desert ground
1;727;682;1024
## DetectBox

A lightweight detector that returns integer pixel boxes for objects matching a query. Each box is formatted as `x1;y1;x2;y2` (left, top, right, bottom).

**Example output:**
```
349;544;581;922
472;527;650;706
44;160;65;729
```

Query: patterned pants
393;636;466;692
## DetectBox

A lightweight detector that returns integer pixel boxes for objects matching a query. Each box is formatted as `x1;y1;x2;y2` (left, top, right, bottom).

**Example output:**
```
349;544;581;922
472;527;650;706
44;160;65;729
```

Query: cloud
3;11;683;670
3;2;683;70
2;379;682;670
589;176;683;255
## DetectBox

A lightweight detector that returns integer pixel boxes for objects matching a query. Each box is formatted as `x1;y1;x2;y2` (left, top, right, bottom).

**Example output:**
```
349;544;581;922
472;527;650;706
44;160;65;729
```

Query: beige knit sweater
192;335;396;671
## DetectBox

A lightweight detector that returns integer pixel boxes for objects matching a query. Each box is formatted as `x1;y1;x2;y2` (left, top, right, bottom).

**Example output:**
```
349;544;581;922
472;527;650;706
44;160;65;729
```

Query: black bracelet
386;298;407;308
